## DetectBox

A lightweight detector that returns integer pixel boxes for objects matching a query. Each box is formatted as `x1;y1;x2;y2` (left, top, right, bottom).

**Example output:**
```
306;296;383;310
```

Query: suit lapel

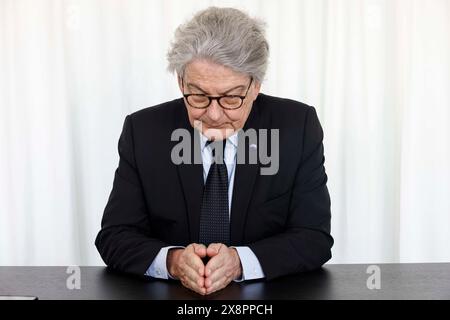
230;100;261;245
175;102;204;243
178;162;203;244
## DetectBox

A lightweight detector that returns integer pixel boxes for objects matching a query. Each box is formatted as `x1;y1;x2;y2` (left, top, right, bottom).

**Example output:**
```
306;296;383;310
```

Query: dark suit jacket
95;93;333;280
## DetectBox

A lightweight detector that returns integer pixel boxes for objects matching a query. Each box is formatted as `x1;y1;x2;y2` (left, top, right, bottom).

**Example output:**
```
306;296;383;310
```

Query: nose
206;99;224;122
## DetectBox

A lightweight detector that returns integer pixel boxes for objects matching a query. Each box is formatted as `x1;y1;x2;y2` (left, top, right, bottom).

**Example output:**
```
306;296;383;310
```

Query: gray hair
167;7;269;83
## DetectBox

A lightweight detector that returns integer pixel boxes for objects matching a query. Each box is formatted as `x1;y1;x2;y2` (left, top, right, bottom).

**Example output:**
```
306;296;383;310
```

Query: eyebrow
186;82;246;95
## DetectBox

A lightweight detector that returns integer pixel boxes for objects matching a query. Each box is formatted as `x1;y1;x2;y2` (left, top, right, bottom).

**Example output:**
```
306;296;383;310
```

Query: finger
182;263;205;288
181;277;206;295
178;259;206;292
183;251;206;276
205;258;239;288
205;266;227;287
192;243;207;258
205;252;225;277
205;275;230;295
204;272;221;288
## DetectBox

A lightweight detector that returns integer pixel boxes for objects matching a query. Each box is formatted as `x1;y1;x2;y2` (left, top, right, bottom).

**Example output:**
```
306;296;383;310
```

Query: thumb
192;243;207;258
207;243;223;257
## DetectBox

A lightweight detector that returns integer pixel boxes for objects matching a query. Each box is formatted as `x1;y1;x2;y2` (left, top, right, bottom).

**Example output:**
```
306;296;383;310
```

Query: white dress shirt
146;130;265;281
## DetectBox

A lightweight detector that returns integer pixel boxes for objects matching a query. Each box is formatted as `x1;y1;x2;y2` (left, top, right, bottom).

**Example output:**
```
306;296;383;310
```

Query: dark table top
0;263;449;300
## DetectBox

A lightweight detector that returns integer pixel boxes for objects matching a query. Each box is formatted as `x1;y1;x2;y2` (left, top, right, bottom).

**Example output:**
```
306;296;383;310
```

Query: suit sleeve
249;106;334;280
95;115;168;276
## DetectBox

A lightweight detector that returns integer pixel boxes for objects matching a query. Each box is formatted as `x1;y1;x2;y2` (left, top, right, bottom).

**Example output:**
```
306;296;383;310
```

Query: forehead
184;59;249;86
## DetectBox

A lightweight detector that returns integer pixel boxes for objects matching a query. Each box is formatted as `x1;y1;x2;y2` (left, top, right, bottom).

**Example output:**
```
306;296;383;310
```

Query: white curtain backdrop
1;0;449;266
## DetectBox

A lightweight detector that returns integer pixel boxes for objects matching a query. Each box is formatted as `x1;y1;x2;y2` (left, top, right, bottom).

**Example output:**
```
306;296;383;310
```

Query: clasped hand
167;243;242;295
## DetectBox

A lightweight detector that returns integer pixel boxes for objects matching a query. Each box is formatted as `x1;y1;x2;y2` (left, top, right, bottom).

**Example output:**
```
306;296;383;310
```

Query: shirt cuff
232;246;265;282
145;246;185;279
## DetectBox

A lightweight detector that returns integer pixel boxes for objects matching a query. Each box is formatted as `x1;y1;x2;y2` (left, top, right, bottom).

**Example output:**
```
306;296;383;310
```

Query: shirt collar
199;130;238;151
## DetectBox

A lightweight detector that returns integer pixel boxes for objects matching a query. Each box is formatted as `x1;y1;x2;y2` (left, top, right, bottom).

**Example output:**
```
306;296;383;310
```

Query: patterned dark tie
199;139;230;246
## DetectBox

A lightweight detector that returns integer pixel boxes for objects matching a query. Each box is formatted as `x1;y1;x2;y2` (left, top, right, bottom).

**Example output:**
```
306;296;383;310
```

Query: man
95;7;333;295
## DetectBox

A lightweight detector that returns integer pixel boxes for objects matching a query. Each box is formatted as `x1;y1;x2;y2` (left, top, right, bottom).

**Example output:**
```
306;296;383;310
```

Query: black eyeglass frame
182;77;253;110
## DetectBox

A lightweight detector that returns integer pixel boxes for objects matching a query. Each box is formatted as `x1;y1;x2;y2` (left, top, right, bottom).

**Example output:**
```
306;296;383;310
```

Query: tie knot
206;139;226;160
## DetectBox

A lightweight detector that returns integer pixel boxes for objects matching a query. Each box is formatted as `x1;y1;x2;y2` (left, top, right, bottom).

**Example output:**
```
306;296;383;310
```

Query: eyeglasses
182;77;253;110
